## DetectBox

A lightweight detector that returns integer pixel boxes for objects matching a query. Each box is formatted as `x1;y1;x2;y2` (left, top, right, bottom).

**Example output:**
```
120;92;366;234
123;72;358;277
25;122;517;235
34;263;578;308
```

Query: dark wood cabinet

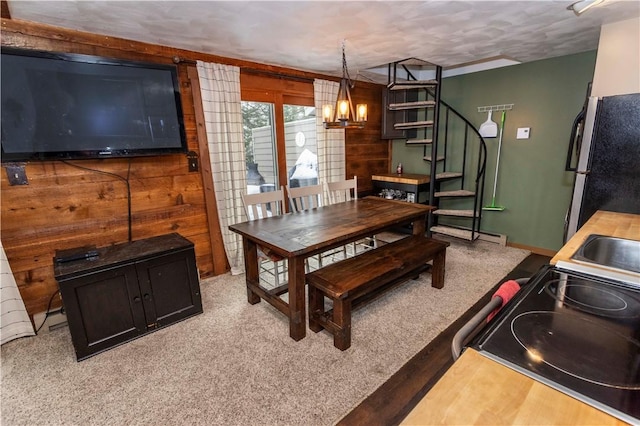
54;233;202;361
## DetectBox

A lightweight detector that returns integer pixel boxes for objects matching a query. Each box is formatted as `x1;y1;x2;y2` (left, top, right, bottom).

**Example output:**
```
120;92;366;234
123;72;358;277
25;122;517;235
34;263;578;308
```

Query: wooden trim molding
1;1;10;19
187;65;229;275
507;242;557;257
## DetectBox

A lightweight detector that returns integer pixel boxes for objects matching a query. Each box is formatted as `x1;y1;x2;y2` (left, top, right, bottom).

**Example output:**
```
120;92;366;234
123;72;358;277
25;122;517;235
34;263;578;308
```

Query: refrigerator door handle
565;108;585;172
566;96;599;241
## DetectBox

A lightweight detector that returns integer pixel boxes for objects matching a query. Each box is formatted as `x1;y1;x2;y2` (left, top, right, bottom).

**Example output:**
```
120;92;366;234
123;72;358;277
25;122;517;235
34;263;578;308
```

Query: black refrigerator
565;92;640;240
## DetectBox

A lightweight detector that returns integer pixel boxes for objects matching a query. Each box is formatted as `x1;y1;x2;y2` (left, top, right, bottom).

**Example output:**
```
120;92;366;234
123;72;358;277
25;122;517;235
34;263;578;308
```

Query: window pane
284;104;318;188
241;101;277;194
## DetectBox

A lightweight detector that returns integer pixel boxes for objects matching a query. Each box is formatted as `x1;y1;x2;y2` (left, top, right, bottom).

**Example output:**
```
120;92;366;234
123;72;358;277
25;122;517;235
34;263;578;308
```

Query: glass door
242;101;277;194
284;103;317;189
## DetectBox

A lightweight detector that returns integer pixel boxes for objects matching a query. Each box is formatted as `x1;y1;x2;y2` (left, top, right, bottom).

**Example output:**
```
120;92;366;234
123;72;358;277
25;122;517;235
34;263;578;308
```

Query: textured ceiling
6;0;640;76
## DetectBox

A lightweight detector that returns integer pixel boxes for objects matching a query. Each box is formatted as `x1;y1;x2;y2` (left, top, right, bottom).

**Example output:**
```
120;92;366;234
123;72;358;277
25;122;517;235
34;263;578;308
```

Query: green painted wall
392;51;597;251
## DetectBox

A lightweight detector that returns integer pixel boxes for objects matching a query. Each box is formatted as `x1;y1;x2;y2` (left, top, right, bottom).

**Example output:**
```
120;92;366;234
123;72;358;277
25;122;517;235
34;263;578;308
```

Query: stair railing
437;99;487;237
398;64;487;238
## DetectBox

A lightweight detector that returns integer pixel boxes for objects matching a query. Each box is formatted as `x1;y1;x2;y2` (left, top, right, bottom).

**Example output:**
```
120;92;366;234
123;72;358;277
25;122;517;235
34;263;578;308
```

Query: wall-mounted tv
1;48;188;162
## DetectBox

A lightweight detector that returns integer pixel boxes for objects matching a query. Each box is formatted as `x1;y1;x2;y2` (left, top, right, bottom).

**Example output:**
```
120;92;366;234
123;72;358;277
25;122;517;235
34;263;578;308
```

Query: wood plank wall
345;85;387;192
1;18;389;320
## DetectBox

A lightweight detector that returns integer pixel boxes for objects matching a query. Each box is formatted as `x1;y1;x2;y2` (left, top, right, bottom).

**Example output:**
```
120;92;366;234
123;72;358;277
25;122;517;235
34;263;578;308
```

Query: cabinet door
135;248;202;329
59;264;146;360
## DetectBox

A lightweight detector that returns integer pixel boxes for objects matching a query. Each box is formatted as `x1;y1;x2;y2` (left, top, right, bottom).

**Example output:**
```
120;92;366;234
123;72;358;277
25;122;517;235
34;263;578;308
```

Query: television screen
1;48;188;161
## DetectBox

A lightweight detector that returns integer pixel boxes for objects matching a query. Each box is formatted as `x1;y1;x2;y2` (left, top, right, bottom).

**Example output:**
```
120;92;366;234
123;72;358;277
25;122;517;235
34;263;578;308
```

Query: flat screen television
1;48;188;162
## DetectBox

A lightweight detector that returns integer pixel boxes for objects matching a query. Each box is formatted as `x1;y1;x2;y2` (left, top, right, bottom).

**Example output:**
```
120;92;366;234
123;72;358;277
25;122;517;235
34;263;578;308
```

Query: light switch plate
516;127;530;139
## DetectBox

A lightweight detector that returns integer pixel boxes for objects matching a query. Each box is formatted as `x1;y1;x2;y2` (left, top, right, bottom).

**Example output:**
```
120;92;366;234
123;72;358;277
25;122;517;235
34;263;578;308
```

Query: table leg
243;237;260;305
412;213;427;236
288;256;306;341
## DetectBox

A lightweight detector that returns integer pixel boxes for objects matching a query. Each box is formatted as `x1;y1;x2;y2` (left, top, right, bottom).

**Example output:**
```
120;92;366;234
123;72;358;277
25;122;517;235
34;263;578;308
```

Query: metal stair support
385;58;487;241
394;120;434;130
434;189;476;197
433;209;477;217
430;226;477;241
389;100;436;110
435;171;463;181
388;81;439;90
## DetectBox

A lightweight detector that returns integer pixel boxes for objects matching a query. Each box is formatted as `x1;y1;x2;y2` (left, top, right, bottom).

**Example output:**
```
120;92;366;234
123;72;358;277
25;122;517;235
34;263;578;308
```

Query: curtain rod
241;67;316;83
176;57;325;83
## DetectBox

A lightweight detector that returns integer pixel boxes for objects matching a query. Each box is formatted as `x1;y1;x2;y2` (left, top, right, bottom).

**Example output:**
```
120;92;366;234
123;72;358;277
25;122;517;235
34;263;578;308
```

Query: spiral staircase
384;58;488;241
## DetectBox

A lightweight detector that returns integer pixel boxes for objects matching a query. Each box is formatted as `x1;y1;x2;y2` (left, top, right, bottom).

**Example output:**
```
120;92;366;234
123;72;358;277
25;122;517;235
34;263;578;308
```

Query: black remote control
55;248;99;264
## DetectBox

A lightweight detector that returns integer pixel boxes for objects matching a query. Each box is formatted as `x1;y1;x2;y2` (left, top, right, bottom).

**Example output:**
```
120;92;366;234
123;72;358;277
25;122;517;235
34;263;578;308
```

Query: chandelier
322;42;367;129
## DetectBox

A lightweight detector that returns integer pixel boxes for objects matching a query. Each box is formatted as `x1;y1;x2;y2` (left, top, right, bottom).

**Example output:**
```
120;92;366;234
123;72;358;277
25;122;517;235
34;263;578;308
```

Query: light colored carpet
1;237;529;426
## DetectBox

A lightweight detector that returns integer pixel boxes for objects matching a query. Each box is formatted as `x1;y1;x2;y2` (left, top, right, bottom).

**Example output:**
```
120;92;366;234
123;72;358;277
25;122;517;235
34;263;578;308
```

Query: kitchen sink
571;234;640;274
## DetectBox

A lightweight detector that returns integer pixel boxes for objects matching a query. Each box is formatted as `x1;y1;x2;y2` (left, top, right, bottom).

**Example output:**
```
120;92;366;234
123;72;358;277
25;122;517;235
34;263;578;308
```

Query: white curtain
1;243;35;345
196;61;247;275
314;79;346;184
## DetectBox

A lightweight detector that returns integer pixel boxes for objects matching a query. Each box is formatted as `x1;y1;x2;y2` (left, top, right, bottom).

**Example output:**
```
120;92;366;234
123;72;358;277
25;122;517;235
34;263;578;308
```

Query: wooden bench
307;235;449;350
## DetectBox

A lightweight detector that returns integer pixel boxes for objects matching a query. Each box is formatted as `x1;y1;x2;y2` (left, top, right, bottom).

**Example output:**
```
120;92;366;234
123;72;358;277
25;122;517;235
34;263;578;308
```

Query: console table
54;233;202;361
372;173;430;203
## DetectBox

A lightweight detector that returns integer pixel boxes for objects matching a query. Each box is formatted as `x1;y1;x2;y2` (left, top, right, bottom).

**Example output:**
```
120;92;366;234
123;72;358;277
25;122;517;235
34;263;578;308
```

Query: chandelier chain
341;42;354;88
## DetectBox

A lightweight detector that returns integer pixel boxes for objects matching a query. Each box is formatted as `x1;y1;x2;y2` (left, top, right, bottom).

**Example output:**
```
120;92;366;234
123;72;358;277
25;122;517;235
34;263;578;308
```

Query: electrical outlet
187;151;199;172
33;309;68;333
5;164;29;185
188;157;199;172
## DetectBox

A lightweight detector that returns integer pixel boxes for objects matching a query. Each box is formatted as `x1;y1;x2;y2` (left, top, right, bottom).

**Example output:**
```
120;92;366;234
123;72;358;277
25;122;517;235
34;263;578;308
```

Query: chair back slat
286;184;324;212
326;176;358;204
241;189;285;221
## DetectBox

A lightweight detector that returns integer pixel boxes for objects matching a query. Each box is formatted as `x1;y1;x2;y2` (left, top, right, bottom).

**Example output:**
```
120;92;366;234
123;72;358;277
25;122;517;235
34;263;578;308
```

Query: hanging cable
35;289;61;334
61;158;133;242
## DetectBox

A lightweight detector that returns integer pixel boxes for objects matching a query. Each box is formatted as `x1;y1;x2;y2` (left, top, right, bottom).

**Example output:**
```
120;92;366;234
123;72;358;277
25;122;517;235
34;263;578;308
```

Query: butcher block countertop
371;173;431;185
401;349;627;425
551;210;640;265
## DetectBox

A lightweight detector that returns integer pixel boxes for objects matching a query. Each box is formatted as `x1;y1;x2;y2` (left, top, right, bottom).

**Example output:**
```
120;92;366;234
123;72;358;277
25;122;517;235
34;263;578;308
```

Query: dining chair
241;189;287;289
325;176;377;256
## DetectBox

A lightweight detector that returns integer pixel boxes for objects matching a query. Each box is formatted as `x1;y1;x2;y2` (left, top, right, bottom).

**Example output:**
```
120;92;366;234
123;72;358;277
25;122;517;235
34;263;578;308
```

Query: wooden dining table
229;196;434;341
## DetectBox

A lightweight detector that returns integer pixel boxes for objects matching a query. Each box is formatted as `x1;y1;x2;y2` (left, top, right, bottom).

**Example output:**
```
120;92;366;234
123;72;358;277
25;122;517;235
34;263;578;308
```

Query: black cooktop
472;265;640;423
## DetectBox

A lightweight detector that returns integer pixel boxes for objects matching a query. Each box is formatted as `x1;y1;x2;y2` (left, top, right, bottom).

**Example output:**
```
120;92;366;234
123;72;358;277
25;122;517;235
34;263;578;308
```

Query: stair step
407;138;433;145
435;172;463;180
394;120;434;130
388;80;439;90
388;100;436;111
423;155;445;162
433;209;478;218
431;226;480;241
434;189;475;198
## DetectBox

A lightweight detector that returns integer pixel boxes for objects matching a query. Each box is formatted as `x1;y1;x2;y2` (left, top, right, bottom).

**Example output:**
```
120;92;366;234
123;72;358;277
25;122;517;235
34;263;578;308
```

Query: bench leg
431;249;446;289
333;299;352;351
308;286;324;333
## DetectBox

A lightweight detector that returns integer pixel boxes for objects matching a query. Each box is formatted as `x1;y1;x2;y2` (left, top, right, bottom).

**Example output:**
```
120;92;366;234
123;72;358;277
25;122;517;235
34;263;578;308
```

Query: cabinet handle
133;296;141;303
143;293;151;301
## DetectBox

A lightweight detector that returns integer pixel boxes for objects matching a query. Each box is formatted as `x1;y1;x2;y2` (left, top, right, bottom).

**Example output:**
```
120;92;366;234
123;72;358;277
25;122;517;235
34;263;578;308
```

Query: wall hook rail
477;104;514;113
